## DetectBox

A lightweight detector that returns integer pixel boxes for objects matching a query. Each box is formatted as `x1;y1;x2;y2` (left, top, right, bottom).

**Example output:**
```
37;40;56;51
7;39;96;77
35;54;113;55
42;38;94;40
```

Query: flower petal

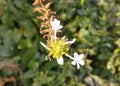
78;60;85;65
79;54;84;59
50;18;63;31
40;42;49;49
66;38;76;45
71;61;76;65
58;25;63;30
54;18;60;23
77;63;80;69
74;52;79;58
57;58;64;65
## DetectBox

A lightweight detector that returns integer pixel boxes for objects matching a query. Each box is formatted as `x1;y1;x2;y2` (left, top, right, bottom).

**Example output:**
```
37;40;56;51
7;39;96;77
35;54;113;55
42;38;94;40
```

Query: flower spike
33;0;85;69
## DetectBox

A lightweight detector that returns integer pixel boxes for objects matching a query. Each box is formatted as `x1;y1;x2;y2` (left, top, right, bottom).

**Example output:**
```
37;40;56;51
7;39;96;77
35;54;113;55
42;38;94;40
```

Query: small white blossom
71;52;85;69
57;58;64;65
50;18;63;39
50;18;63;31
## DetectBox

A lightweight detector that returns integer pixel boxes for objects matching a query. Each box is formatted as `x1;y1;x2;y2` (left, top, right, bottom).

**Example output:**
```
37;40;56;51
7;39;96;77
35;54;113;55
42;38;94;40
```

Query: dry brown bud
43;34;51;38
40;0;45;7
45;2;51;9
37;16;46;21
41;22;48;28
40;29;50;33
45;11;49;16
39;8;46;14
49;10;56;15
34;7;40;12
33;0;39;6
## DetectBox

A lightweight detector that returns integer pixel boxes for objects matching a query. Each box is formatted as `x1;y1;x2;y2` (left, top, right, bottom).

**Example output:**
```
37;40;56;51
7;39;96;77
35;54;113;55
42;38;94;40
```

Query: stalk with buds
33;0;85;69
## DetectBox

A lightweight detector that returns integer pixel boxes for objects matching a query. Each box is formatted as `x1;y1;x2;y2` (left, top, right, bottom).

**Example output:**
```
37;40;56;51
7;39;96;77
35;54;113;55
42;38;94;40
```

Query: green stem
65;54;74;60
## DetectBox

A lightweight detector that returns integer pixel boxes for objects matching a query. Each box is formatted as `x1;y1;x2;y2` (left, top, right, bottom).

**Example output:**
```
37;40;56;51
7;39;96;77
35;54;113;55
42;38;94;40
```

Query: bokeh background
0;0;120;86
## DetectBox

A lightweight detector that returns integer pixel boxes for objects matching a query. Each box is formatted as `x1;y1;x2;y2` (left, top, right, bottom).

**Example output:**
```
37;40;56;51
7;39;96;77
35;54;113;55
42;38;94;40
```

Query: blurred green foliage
0;0;120;86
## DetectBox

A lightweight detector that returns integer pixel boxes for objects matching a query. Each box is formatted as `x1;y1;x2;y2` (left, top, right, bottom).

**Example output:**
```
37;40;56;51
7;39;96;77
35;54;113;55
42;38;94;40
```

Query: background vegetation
0;0;120;86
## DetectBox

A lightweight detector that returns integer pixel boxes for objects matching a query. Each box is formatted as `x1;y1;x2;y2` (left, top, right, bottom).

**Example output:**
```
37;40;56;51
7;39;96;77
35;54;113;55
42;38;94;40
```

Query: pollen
48;38;69;59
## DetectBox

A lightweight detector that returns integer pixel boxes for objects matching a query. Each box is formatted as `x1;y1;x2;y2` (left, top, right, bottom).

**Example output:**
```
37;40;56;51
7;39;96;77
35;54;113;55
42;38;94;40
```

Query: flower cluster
33;0;85;69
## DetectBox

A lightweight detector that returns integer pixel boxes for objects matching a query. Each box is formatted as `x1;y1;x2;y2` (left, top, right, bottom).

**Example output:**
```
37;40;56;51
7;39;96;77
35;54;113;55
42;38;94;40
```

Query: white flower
71;52;85;69
50;18;63;39
57;58;64;65
50;18;63;31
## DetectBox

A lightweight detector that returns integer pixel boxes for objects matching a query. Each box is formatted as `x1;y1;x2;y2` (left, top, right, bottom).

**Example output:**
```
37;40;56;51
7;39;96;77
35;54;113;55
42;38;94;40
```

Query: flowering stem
65;54;74;60
54;30;57;40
